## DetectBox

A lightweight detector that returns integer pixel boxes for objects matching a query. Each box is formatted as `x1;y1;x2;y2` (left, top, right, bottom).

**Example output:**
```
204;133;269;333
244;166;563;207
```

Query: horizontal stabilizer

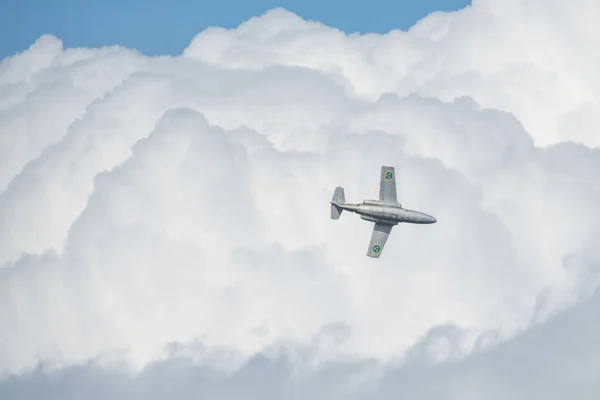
331;204;342;219
330;187;345;219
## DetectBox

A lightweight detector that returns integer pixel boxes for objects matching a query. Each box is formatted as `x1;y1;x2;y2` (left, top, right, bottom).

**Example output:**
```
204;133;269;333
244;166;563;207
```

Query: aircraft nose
424;214;436;223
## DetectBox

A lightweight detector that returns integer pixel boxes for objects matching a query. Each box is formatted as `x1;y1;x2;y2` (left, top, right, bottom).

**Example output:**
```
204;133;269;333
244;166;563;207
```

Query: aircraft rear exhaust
330;186;345;219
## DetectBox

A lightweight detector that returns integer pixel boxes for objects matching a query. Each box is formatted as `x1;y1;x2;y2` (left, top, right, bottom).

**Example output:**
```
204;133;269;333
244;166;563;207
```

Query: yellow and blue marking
384;171;394;180
372;244;381;253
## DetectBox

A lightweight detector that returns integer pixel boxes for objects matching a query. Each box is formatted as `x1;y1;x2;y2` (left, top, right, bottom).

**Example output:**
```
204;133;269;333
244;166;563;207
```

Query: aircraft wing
379;166;397;203
367;222;394;258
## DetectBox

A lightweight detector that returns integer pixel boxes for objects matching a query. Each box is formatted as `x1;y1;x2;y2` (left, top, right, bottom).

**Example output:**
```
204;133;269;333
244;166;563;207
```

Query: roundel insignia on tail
384;171;393;180
372;244;381;253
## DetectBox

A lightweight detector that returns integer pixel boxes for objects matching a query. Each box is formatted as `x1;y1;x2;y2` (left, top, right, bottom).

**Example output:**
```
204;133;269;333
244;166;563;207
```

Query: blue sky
2;0;470;59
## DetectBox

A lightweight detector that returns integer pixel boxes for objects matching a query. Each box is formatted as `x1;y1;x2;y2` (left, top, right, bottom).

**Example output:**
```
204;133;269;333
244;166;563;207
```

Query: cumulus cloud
3;288;600;399
183;0;600;147
1;0;600;397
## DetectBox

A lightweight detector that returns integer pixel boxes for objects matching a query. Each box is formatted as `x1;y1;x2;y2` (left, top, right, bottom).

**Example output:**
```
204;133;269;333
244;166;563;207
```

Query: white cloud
184;3;600;147
2;289;600;399
1;0;600;397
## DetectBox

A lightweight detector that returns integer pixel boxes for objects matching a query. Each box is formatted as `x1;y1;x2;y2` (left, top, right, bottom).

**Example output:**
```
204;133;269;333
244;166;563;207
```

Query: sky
1;0;471;59
2;0;600;399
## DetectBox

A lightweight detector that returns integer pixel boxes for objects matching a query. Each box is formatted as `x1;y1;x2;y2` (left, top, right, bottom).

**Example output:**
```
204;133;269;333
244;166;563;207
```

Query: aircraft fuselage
340;200;436;225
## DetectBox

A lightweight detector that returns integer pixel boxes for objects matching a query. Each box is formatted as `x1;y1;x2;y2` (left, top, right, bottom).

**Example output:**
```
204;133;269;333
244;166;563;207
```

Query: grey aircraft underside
330;166;437;258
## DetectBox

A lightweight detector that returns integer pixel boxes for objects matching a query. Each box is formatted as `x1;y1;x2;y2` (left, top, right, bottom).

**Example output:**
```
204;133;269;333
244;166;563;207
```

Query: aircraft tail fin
330;187;345;219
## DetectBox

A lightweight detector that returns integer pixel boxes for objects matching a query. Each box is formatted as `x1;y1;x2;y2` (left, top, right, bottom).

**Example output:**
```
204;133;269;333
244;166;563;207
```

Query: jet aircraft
330;166;436;258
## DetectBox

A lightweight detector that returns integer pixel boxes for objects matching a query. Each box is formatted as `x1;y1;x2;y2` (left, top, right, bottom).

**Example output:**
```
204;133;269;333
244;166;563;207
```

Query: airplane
330;166;436;258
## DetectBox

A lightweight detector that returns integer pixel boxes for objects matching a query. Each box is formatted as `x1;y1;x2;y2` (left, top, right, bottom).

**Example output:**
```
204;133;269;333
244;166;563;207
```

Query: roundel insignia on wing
384;171;394;180
372;244;381;253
